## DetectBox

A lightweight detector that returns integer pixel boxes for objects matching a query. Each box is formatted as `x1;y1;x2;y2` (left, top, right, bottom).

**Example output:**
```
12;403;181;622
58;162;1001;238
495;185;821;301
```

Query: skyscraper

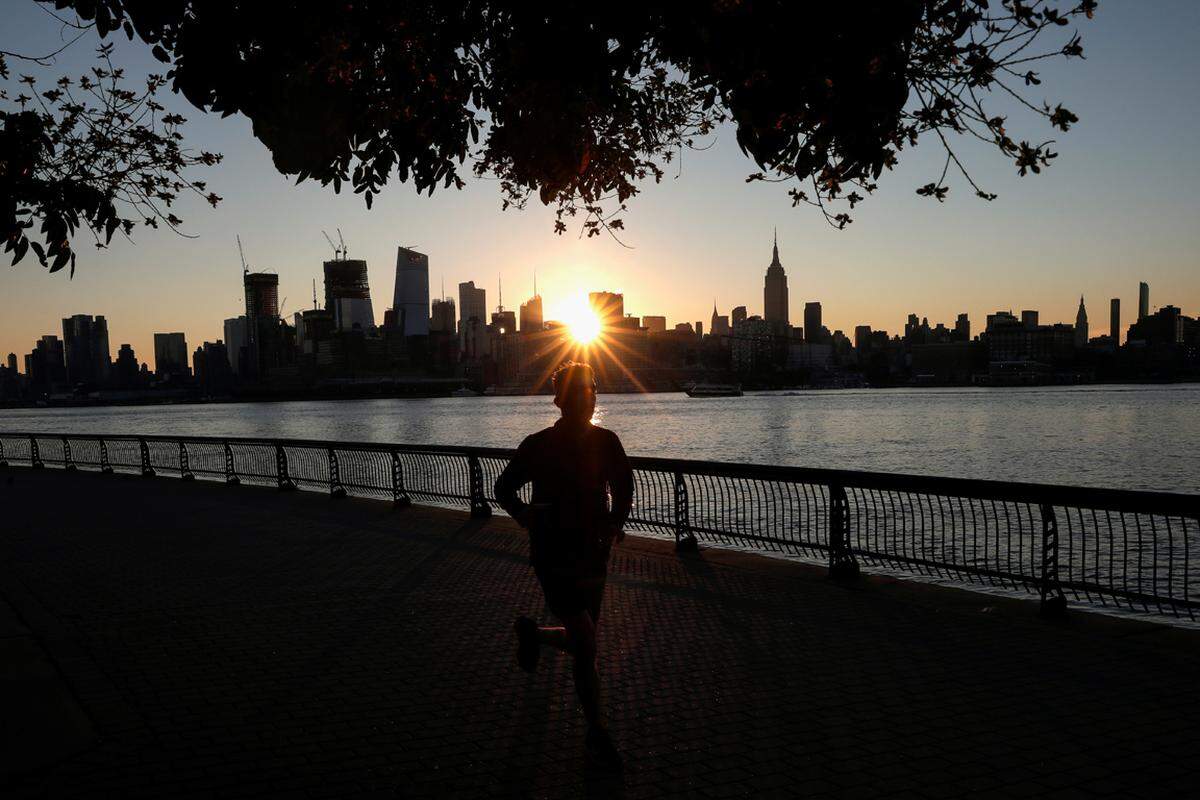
154;332;189;377
114;344;140;388
1138;281;1149;320
1021;310;1039;328
458;281;486;328
710;303;731;337
1110;298;1120;343
223;316;248;375
589;292;624;329
1074;296;1088;347
323;258;375;331
430;297;457;333
763;230;789;326
803;302;822;343
519;294;543;333
61;314;111;386
243;271;280;380
731;306;748;327
392;247;430;336
5;353;16;372
25;335;67;394
955;313;970;341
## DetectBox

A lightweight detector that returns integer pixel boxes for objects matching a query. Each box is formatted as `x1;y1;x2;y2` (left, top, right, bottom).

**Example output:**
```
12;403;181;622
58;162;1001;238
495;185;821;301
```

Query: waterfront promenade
2;468;1197;798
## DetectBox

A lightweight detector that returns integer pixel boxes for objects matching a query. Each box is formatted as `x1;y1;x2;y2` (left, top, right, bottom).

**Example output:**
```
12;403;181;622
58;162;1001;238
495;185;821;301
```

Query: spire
770;228;781;268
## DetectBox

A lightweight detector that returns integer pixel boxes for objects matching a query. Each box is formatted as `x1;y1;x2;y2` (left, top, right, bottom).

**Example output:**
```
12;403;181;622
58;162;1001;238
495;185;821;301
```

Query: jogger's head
553;361;597;423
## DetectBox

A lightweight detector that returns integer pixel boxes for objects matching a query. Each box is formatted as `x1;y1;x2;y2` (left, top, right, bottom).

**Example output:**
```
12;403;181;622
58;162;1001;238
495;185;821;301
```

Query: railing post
1039;503;1067;618
391;450;411;509
828;483;860;581
467;454;491;518
179;441;194;480
99;437;112;474
328;447;346;499
0;437;7;468
139;438;155;477
674;470;698;552
276;444;296;491
224;441;239;485
62;436;76;471
30;436;43;469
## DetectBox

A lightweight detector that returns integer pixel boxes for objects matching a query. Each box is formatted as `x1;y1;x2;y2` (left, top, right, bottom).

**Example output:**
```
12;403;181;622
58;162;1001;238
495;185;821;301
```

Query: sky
3;1;1199;364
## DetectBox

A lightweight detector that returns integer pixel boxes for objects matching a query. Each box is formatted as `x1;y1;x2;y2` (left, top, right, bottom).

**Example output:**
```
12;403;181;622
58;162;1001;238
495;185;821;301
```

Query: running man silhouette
494;361;633;770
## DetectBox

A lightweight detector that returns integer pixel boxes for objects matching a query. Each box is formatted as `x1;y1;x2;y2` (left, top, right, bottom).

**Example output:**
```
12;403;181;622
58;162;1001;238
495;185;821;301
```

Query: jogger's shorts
534;565;606;621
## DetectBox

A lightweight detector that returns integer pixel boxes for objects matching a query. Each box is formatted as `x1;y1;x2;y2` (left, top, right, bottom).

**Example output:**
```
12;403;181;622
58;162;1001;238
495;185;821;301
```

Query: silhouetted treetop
6;0;1094;270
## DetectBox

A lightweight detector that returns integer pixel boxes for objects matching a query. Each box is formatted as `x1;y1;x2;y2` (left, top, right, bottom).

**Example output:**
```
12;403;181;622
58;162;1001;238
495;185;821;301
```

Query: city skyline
1;229;1188;374
3;227;1183;384
3;2;1200;366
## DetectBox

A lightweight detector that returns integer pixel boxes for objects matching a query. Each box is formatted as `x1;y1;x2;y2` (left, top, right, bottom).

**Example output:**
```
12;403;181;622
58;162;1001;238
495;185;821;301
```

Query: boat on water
685;383;743;398
450;387;481;398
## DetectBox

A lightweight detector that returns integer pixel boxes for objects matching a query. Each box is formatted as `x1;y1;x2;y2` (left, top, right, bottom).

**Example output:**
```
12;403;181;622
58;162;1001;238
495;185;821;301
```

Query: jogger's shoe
515;615;540;673
585;725;623;771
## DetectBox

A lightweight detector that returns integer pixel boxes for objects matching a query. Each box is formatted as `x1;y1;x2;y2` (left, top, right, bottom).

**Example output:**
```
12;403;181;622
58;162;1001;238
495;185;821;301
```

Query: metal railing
2;431;1198;622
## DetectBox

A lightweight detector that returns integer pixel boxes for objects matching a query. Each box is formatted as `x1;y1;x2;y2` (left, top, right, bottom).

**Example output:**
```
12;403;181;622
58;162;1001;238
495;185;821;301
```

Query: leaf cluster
2;37;221;274
11;0;1094;266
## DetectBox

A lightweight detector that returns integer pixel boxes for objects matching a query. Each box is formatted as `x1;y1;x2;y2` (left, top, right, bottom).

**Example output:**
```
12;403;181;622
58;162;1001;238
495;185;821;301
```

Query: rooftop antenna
496;273;504;313
322;230;341;260
441;276;445;302
336;228;348;260
237;234;249;275
312;278;318;310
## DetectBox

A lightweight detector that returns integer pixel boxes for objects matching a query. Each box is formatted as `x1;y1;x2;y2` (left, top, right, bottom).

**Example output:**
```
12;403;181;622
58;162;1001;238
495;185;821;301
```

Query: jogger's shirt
494;419;633;575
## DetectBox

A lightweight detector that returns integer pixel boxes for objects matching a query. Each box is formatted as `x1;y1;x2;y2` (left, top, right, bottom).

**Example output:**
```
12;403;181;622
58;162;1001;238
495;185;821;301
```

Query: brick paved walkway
1;468;1197;798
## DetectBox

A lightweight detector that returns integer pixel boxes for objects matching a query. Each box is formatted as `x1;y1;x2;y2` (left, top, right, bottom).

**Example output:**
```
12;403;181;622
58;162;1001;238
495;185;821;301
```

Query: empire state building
763;230;789;326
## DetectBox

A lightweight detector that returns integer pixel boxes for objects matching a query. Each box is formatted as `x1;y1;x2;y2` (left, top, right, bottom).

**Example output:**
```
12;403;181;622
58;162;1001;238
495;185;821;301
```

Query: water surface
5;384;1198;493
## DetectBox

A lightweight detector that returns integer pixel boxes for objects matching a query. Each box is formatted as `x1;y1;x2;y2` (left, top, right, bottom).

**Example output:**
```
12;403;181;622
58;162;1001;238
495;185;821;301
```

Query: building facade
458;281;487;329
763;233;789;326
803;302;822;343
61;314;111;387
392;247;430;336
519;295;543;333
1074;296;1088;347
430;297;457;333
153;332;189;378
324;259;375;332
223;316;248;375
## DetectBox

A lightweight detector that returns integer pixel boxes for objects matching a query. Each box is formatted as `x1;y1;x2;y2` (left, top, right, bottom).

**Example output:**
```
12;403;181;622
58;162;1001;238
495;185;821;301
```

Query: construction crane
322;230;342;260
237;234;249;274
336;228;348;259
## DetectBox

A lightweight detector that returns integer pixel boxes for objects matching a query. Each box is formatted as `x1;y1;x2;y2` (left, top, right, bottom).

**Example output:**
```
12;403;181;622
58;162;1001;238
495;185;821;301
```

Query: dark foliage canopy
3;0;1094;273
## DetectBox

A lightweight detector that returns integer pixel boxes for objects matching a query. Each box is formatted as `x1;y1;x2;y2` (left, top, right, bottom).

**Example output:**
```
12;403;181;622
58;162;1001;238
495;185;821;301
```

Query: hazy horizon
3;1;1199;365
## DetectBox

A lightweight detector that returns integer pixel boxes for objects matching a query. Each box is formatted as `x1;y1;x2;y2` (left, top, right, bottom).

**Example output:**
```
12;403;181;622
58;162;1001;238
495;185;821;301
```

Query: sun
569;309;602;345
554;295;602;345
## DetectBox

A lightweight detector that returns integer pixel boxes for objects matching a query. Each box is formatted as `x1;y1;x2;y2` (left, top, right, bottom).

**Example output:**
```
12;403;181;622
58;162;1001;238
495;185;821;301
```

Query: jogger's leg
537;625;571;652
562;610;601;727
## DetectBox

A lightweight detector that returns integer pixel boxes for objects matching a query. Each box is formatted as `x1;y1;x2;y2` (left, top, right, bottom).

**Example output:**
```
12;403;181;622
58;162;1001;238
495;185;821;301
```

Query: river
4;384;1198;494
